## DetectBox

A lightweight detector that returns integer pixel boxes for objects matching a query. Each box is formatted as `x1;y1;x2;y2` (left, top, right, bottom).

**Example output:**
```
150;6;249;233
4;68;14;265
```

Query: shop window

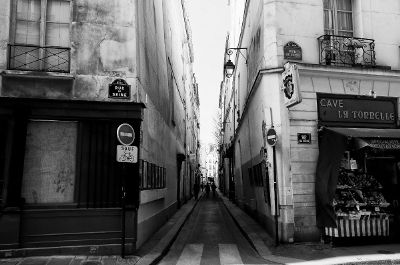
323;0;353;37
328;146;399;239
21;120;77;204
139;160;166;190
9;0;71;72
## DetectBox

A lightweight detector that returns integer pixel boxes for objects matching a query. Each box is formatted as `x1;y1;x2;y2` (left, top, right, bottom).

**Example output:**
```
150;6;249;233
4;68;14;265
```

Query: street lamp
223;47;247;78
224;59;235;78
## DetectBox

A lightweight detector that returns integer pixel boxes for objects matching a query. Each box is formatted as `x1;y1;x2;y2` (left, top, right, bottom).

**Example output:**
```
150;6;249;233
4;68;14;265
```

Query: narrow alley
158;194;270;265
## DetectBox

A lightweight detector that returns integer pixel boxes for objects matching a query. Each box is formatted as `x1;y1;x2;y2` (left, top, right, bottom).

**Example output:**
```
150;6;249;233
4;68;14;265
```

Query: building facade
200;143;219;185
220;0;400;243
0;0;199;254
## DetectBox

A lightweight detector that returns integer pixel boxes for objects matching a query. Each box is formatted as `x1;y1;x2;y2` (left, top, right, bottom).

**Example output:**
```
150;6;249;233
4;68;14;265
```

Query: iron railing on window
8;44;71;73
318;35;375;67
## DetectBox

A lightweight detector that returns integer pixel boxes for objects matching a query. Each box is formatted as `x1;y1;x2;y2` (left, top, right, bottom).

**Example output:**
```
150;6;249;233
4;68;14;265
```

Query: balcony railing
318;35;375;67
8;44;70;73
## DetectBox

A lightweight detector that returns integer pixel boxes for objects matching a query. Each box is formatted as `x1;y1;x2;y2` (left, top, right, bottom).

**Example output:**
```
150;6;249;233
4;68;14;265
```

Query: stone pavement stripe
176;244;203;265
19;258;48;265
286;253;400;265
68;257;85;265
219;244;243;265
0;259;23;265
47;257;73;265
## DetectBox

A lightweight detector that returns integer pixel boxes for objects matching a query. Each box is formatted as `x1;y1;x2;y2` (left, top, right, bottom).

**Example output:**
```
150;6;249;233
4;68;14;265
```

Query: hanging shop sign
317;93;398;128
284;41;302;61
281;63;302;107
109;79;131;99
297;133;311;144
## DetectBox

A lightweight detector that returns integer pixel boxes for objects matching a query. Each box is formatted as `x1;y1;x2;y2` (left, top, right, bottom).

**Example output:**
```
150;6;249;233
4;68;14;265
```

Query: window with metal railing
8;44;70;72
318;35;376;67
9;0;70;73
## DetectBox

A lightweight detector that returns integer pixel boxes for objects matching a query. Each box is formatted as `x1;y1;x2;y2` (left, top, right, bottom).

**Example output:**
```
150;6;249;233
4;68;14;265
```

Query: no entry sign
266;128;277;146
117;123;135;146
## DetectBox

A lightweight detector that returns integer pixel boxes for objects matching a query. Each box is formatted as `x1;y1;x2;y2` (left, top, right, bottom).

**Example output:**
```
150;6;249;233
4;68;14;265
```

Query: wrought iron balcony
8;44;70;73
318;35;375;67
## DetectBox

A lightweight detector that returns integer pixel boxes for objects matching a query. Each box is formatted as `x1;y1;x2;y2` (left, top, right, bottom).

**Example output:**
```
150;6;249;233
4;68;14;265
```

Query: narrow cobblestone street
158;194;271;265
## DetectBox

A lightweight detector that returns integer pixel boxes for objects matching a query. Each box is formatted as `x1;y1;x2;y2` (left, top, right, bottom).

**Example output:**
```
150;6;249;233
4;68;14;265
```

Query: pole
272;144;279;246
121;165;126;258
270;108;279;246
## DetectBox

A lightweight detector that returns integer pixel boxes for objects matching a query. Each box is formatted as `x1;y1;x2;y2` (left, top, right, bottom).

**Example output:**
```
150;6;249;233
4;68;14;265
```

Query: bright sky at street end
186;0;230;145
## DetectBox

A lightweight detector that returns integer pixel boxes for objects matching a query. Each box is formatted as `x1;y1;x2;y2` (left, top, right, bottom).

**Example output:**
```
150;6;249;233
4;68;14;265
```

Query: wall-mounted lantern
223;47;247;78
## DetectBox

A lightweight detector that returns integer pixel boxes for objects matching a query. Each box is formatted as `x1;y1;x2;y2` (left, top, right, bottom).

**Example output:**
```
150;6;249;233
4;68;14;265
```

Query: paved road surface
158;195;272;265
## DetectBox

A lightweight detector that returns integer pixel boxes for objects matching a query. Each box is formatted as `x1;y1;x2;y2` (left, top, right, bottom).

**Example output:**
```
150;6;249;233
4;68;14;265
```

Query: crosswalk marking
219;244;243;265
176;244;203;265
172;243;273;265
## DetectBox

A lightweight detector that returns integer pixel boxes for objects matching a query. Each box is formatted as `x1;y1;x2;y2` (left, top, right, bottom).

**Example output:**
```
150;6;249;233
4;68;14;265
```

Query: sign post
116;123;137;258
267;109;279;246
116;123;137;163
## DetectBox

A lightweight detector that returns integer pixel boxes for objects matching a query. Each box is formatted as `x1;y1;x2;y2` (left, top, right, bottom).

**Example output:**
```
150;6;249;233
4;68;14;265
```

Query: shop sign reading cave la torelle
317;93;398;128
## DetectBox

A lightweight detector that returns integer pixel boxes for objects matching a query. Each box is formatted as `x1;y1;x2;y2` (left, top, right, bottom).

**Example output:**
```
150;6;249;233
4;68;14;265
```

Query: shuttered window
11;0;70;72
323;0;353;36
15;0;70;46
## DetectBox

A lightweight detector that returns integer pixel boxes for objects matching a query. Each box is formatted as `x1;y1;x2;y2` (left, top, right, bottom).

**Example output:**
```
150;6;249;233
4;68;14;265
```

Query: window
21;120;77;204
323;0;353;36
139;160;166;190
9;0;71;72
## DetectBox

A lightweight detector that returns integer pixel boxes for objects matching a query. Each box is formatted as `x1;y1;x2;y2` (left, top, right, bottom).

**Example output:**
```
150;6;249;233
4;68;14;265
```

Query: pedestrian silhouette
205;183;210;197
211;182;217;197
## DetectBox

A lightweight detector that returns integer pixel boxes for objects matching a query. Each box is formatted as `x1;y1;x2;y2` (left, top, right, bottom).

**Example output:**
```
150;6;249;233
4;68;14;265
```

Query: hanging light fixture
223;47;247;78
224;59;235;78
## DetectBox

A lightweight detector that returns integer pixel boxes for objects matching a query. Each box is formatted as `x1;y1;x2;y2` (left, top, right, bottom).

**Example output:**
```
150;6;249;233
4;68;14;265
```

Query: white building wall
224;0;400;242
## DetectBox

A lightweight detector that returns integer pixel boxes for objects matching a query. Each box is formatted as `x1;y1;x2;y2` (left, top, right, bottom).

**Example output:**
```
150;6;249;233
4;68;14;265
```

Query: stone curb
0;256;140;265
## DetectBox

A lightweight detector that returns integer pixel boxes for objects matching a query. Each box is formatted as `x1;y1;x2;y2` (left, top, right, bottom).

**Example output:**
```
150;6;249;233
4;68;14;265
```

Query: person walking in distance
205;183;210;197
211;182;217;198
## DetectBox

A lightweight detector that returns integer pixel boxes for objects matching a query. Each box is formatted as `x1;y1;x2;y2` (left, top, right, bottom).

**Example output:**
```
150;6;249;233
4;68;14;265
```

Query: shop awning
326;127;400;138
326;127;400;150
355;138;400;150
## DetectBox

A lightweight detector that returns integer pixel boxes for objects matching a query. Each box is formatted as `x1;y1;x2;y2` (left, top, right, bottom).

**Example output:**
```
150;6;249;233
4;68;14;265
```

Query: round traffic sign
266;128;277;146
117;123;135;146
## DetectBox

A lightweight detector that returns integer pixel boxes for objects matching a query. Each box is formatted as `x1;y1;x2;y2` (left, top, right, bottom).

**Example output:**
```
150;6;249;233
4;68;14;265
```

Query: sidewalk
2;191;400;265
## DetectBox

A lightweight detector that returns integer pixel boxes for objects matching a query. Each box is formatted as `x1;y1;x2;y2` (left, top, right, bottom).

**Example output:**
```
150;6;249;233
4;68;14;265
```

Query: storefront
315;93;400;242
0;97;144;252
